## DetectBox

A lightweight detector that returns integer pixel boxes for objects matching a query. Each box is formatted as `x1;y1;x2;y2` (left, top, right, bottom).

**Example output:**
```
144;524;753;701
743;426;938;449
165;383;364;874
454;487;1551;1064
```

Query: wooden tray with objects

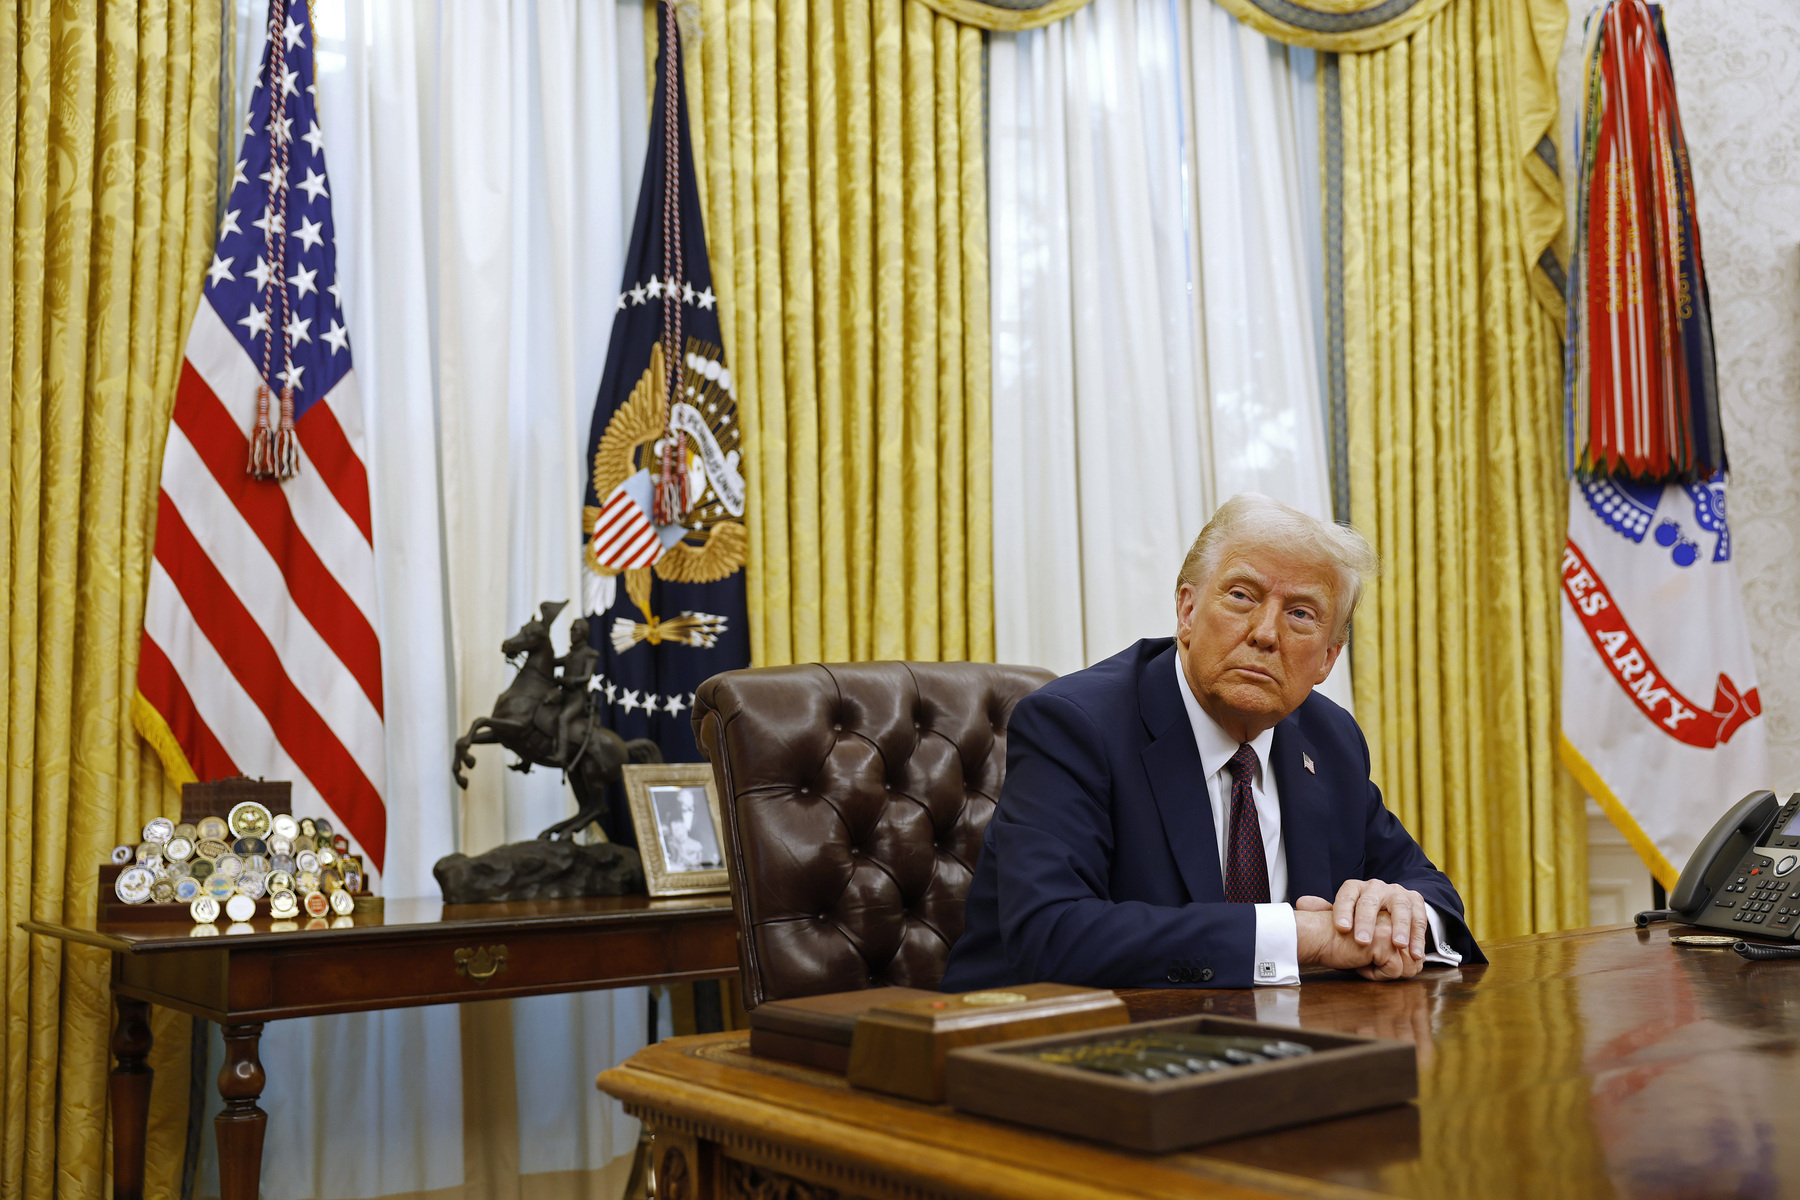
846;983;1130;1103
944;1014;1417;1152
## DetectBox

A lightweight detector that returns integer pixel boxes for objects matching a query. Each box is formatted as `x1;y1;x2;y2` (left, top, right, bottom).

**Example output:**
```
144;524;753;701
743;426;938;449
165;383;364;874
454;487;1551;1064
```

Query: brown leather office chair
691;661;1055;1008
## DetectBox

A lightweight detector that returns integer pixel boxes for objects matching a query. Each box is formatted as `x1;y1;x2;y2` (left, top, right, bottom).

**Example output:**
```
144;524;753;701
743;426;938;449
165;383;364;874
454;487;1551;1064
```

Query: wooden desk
599;924;1800;1199
22;893;738;1200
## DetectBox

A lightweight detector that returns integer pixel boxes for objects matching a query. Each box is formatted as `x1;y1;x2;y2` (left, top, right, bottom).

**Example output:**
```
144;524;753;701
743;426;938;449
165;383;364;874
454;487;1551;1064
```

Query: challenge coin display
197;815;229;842
189;895;220;924
329;889;356;916
269;890;299;919
165;836;194;862
142;817;175;844
110;845;133;865
225;893;256;923
114;867;154;905
303;890;330;918
228;800;272;840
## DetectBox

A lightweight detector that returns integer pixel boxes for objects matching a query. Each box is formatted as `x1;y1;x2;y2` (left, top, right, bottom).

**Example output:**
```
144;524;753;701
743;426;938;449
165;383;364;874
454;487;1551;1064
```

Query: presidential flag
580;1;748;772
1560;0;1765;886
135;0;386;872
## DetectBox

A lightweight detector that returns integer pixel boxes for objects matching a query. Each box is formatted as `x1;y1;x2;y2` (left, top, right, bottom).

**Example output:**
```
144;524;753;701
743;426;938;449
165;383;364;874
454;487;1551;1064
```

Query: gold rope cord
683;0;993;667
1336;0;1586;941
3;0;221;1196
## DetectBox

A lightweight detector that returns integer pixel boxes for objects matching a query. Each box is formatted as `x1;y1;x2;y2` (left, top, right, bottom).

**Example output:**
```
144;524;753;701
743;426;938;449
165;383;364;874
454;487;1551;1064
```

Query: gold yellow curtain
3;1;219;1196
683;0;993;668
1332;0;1586;940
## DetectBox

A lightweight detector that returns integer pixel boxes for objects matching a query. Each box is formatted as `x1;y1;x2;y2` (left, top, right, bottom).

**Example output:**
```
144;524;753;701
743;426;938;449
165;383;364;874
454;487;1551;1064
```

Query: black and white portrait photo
650;785;722;873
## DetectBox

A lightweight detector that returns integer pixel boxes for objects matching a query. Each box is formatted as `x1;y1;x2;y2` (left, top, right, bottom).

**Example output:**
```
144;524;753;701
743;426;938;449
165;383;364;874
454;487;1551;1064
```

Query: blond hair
1176;493;1378;645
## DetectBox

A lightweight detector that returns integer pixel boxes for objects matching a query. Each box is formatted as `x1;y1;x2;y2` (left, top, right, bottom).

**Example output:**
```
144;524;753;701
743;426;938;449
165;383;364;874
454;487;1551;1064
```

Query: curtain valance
1213;0;1454;52
913;0;1098;32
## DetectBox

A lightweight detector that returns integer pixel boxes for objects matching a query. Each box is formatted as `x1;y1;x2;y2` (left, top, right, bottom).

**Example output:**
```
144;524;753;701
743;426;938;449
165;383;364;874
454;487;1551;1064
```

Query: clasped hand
1294;879;1429;980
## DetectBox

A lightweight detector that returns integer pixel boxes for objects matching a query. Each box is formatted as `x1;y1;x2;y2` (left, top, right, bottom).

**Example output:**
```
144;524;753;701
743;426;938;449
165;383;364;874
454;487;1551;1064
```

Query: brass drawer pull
454;944;508;982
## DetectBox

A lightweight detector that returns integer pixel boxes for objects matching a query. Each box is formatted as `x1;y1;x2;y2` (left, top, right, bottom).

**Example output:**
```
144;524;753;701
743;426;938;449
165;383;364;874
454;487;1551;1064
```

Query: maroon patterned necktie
1223;743;1270;903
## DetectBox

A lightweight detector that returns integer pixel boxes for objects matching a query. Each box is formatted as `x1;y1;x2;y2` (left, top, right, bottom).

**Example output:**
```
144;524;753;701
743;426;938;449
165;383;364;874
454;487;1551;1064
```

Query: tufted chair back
691;661;1055;1009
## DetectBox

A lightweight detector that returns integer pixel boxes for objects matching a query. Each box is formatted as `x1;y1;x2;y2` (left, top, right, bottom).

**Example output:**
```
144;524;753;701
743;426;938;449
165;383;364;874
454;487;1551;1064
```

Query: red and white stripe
139;299;387;871
589;480;665;570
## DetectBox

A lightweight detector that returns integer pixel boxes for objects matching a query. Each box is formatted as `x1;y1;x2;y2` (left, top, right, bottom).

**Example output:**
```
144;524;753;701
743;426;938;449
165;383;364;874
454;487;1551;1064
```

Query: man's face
1176;544;1345;739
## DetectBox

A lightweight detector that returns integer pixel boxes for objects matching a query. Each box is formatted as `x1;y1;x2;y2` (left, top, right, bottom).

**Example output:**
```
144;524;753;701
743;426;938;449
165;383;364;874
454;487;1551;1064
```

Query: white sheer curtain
201;3;650;1197
991;0;1348;710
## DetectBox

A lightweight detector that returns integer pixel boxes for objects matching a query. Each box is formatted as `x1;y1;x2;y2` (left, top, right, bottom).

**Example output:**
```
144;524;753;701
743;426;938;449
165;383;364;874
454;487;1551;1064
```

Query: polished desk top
21;891;736;953
601;924;1800;1200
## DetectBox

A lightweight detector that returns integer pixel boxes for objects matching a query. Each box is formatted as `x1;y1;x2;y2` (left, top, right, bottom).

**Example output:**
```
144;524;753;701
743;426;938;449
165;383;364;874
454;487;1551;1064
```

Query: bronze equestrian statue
452;600;661;841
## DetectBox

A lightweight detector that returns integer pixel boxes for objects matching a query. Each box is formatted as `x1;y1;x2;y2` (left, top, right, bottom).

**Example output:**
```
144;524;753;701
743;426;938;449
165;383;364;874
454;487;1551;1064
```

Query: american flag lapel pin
1302;753;1315;775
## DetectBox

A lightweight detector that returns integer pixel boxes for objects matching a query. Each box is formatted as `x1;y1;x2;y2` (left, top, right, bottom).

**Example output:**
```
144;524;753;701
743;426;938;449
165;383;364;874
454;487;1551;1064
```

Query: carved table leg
110;997;154;1200
216;1022;268;1200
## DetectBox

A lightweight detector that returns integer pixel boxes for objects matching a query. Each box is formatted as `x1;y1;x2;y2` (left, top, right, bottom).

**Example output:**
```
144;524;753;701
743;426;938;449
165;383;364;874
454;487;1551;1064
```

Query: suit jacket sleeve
1353;725;1487;964
987;691;1265;988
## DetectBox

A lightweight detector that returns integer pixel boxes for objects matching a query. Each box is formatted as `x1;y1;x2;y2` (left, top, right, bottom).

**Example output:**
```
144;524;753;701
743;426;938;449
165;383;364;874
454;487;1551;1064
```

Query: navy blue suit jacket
942;638;1483;990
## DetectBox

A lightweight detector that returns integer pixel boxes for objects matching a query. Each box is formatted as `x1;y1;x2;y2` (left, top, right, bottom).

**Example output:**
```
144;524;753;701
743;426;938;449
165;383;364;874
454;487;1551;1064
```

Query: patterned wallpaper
1559;1;1800;791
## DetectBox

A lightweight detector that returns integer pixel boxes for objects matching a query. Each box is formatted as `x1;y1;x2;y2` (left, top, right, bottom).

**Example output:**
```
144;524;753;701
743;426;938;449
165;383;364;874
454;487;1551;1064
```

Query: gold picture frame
622;763;730;897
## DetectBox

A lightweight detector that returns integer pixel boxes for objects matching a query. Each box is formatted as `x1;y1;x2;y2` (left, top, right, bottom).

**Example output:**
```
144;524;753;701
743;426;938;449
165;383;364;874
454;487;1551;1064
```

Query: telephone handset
1662;790;1800;938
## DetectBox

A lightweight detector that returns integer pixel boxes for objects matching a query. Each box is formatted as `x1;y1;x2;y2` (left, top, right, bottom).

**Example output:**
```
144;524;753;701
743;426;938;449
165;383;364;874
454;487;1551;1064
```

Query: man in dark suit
944;493;1483;991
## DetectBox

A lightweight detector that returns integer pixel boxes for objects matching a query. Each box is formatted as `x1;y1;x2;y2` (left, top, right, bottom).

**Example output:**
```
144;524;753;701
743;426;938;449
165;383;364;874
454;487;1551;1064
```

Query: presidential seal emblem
584;338;744;653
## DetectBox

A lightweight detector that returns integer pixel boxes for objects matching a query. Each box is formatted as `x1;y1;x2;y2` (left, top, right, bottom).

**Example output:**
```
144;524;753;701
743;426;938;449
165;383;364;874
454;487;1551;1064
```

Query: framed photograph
622;763;730;897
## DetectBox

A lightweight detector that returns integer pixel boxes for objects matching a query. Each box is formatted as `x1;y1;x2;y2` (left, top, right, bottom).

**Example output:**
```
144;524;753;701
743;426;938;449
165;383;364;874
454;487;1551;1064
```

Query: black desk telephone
1660;790;1800;938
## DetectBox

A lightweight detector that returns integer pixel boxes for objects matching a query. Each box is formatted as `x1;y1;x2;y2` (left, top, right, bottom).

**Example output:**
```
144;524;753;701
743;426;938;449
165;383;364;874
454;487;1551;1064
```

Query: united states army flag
1561;478;1769;885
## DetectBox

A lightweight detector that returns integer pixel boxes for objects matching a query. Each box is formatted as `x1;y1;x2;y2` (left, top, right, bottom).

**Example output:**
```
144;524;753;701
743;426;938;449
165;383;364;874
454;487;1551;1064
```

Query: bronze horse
452;600;661;840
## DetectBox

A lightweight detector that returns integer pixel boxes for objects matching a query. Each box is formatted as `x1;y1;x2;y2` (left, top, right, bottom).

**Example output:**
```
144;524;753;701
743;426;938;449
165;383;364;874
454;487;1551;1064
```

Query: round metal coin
228;801;272;840
142;817;175;844
294;870;320;894
245;855;270;875
321;868;344;893
189;895;220;924
267;871;294;894
214;854;243;880
332;834;350;854
303;890;330;918
296;850;320;874
110;845;134;865
270;854;297;876
115;866;155;904
197;838;232;861
225;893;256;923
269;890;299;918
236;872;267;900
165;836;194;862
189;858;214;882
164;860;191;881
232;836;268;858
174;877;202;902
150;880;177;903
329;889;356;916
294;835;317;854
205;874;236;902
271;813;300;841
268;835;293;857
172;823;198;843
299;818;317;839
317;847;337;868
135;842;163;865
314;818;335;839
197;816;229;842
344;870;364;894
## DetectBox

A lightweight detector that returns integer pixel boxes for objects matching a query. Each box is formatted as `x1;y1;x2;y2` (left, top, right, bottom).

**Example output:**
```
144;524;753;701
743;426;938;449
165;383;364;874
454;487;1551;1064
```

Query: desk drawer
226;919;737;1016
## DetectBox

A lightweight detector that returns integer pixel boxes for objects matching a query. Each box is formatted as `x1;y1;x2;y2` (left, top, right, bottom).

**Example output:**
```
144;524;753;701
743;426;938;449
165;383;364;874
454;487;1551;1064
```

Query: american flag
135;0;385;871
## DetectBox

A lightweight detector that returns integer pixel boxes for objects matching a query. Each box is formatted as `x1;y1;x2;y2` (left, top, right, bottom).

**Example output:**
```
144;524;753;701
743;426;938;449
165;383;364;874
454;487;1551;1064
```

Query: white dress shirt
1174;663;1461;985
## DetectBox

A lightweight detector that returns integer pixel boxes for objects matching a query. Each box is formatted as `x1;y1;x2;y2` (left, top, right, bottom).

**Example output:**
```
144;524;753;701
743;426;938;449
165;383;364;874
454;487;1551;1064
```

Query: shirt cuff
1252;902;1301;985
1422;903;1463;966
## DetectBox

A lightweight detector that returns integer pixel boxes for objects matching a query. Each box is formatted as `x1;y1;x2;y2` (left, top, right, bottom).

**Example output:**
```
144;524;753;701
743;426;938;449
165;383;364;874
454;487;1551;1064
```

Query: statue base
433;840;644;904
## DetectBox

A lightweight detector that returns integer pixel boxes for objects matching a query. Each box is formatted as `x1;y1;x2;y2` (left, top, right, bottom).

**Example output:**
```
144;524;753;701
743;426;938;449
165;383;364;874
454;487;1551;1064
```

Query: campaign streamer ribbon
1562;538;1759;749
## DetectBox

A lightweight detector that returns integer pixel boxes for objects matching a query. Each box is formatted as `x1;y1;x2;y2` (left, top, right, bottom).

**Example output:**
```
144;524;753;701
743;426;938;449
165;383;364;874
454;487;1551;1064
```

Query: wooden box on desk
846;983;1129;1103
748;986;938;1074
944;1014;1417;1153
